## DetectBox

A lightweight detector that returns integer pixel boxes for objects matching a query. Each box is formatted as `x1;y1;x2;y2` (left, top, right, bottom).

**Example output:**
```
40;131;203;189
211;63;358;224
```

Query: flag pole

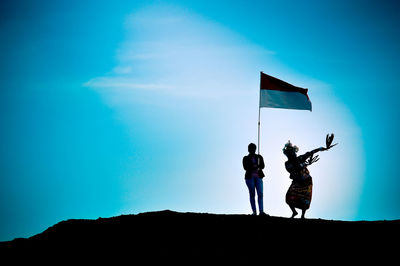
258;72;262;156
257;79;262;171
258;104;261;156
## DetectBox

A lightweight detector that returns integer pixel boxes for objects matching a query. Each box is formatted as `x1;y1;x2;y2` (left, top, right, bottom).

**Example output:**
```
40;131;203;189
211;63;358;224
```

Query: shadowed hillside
1;210;399;263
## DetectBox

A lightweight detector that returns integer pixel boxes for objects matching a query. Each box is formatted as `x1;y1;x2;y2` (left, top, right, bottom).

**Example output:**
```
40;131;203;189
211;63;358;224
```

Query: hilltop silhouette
1;210;399;263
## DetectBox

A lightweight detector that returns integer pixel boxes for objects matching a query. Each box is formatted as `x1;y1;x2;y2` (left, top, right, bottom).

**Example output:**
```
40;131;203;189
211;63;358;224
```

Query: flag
259;72;312;111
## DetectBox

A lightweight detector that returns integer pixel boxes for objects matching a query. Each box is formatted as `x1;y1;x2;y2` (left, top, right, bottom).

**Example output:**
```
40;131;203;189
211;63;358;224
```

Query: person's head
248;143;257;154
283;140;298;159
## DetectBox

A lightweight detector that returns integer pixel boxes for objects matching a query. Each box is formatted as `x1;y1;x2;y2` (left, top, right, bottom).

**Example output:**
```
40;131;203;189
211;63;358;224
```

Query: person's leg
289;205;298;218
301;209;306;219
245;178;256;215
254;177;264;214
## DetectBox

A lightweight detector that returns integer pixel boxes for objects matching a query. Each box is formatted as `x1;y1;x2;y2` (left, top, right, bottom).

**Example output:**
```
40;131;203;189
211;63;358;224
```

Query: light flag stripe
260;89;312;111
259;72;312;111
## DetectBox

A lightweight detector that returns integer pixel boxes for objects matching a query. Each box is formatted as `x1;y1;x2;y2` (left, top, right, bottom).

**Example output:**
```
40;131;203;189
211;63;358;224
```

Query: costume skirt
285;180;313;210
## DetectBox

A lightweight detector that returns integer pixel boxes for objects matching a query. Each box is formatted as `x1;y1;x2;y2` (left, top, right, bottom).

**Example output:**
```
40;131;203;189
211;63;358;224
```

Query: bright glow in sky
85;6;364;220
1;0;399;241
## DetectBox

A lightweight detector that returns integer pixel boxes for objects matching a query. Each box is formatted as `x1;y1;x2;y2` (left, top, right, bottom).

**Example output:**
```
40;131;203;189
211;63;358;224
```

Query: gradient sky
1;0;399;241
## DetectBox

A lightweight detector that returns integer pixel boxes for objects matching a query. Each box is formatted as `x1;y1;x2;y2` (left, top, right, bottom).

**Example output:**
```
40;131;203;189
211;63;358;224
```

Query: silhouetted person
243;143;267;216
283;135;336;219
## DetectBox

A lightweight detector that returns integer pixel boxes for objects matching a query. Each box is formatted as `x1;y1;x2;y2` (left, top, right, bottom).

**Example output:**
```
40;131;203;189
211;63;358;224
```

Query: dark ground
1;210;399;263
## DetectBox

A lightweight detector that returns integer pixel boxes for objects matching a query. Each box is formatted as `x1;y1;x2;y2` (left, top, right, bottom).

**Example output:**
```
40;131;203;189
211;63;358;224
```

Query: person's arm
299;147;325;163
284;161;291;173
243;156;250;171
285;162;295;179
258;155;265;170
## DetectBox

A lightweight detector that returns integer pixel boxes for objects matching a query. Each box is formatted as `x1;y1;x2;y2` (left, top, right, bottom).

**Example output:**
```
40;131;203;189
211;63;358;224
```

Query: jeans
245;177;263;214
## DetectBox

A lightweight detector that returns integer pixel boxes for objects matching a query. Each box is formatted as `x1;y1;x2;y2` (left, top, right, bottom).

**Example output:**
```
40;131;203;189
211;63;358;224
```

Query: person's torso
250;156;259;178
285;159;312;184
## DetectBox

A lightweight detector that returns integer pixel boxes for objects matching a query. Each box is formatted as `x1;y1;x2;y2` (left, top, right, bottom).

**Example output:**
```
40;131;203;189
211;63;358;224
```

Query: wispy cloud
84;6;274;101
84;77;171;91
112;66;132;74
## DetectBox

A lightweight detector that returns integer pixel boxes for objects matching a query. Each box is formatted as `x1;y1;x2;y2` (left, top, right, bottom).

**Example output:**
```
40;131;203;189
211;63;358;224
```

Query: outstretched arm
300;134;338;164
299;147;324;163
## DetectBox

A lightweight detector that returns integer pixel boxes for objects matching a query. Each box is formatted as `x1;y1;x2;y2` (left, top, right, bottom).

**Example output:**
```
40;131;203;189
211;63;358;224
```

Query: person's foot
251;212;257;216
290;210;298;218
259;212;269;217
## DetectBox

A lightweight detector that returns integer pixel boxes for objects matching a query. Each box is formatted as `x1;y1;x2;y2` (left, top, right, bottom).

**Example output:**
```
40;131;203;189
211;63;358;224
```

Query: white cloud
113;66;132;74
84;77;171;91
85;6;273;101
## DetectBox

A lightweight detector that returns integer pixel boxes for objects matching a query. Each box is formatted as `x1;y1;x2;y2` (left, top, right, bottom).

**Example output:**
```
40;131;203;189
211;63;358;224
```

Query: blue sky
1;0;399;241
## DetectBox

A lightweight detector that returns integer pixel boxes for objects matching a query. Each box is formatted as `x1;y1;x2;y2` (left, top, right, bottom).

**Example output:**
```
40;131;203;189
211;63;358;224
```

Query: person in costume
283;134;337;219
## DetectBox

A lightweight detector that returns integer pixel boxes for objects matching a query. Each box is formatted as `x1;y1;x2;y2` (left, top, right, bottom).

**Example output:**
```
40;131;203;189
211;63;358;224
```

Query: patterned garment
285;167;313;209
285;180;313;210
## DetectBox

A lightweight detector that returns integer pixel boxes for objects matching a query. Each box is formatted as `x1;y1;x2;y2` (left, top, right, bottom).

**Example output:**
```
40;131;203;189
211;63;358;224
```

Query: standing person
242;143;267;216
283;135;336;219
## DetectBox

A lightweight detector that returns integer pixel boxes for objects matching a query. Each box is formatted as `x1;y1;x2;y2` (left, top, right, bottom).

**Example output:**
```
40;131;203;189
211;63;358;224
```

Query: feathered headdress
283;140;298;154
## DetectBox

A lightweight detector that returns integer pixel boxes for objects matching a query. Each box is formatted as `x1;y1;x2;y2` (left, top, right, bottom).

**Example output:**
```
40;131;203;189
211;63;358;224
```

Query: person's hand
306;154;319;166
325;133;338;150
